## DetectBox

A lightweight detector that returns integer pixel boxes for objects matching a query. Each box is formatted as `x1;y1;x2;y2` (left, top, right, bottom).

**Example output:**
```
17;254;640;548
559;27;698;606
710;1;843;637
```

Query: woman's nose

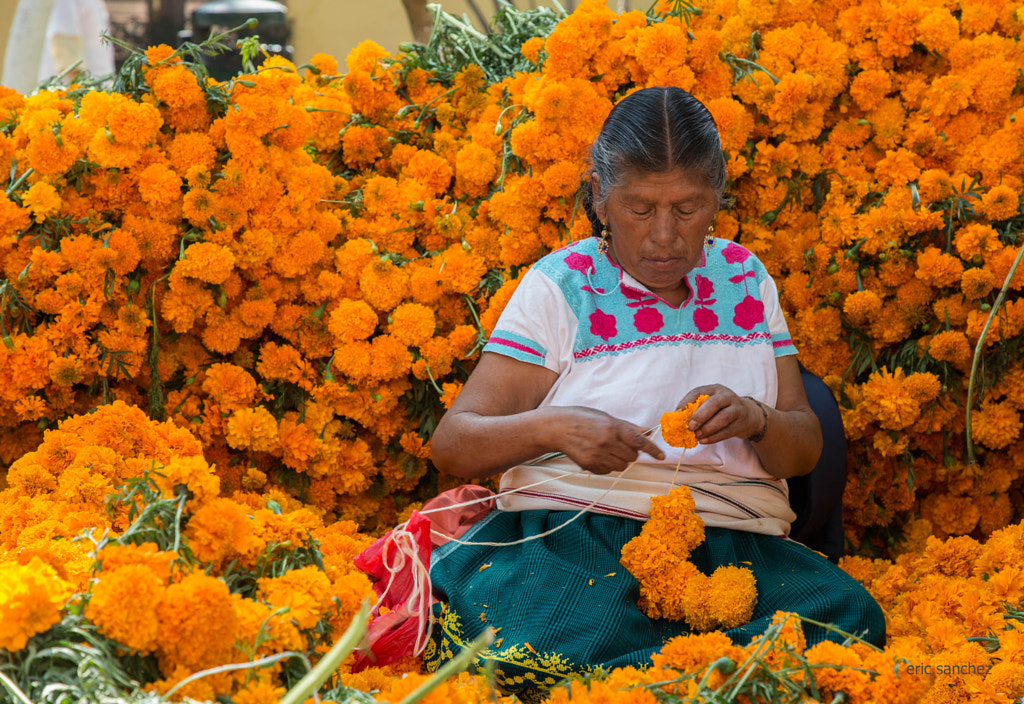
649;210;675;245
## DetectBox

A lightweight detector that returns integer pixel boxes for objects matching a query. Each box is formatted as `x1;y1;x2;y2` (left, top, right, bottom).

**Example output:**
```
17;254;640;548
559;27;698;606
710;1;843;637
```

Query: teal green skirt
423;510;885;697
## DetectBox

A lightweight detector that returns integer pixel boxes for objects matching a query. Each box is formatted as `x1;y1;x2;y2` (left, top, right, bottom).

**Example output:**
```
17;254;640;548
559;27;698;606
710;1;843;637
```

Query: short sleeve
758;272;797;357
482;267;575;375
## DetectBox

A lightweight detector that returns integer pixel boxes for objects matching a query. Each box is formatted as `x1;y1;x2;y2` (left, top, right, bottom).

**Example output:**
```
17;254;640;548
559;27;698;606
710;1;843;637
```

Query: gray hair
583;87;728;235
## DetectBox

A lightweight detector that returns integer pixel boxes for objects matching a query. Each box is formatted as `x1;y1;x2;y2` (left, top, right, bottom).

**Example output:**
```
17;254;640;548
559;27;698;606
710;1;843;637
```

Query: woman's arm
431;352;665;479
675;355;823;479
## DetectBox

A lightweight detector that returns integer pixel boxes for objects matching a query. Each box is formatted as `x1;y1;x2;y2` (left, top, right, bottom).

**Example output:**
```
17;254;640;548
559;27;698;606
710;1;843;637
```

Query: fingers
623;423;666;461
689;393;759;444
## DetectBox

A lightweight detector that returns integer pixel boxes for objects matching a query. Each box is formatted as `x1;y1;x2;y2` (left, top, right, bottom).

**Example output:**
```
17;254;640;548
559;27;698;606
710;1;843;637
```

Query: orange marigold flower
202;363;258;411
86;564;165;653
706;564;757;628
0;557;71;651
176;242;236;285
257;565;334;630
440;244;487;295
961;267;996;300
148;64;205;109
226;406;280;453
661;395;710;448
144;44;177;66
185;497;261;565
327;298;378;345
256;342;307;385
972;400;1022;450
167;131;218;179
137;162;182;208
929;330;972;367
21;181;62;222
859;367;921;431
917;169;954;203
369;334;413;382
955;223;1001;261
915;246;963;288
48;355;84;387
521;36;545;63
359;258;409;311
455;142;499;198
843;289;883;326
981;183;1020;221
156;573;238;674
441;381;463;409
154;454;221;505
389;302;436;348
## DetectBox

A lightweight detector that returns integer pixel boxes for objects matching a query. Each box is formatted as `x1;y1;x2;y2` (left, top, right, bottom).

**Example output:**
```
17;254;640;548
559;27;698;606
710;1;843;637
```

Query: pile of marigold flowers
2;0;1024;700
0;0;1021;547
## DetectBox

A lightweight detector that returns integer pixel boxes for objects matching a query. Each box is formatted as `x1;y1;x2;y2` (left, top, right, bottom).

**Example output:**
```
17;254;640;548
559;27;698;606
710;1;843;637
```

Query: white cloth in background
38;0;115;82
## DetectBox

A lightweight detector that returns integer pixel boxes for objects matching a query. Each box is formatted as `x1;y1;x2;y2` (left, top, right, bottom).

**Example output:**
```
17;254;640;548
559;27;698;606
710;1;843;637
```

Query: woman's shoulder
695;240;772;285
527;237;613;294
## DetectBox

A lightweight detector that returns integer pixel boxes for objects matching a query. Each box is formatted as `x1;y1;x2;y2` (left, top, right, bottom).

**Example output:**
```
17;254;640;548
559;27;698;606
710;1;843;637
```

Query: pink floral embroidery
565;252;595;274
589;308;617;341
633;307;664;333
694;307;719;332
733;295;765;330
695;275;715;301
693;274;718;332
722;242;751;265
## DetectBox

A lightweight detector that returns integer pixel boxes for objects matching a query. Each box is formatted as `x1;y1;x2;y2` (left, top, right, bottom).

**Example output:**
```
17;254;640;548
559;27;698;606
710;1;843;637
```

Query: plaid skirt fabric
423;510;885;699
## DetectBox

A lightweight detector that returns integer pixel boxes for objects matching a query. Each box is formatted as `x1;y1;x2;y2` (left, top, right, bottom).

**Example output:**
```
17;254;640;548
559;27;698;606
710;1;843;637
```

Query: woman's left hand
673;357;822;478
675;385;764;445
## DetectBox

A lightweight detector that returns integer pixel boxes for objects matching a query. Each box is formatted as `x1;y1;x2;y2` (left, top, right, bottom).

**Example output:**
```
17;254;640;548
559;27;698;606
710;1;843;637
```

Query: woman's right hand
555;406;666;475
432;353;667;478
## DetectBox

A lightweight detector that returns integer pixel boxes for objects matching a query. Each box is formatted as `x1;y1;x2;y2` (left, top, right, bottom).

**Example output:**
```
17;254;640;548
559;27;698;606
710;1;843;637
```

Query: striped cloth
424;510;886;701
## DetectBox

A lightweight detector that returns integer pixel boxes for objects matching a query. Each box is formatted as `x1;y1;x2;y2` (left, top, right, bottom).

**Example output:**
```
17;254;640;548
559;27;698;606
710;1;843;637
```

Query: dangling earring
704;222;716;252
598;226;610;256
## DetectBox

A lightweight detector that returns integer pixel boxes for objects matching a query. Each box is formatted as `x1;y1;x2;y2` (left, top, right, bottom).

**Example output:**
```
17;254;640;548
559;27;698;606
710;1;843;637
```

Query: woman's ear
591;174;606;223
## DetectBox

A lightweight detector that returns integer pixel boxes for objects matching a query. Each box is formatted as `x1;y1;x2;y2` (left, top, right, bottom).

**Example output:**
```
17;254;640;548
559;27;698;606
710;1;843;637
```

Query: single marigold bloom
155;573;238;674
86;564;166;653
225;406;280;453
961;267;997;300
185;497;261;565
257;565;335;630
22;181;62;222
0;557;71;652
842;289;883;326
915;246;963;288
359;258;409;311
929;330;972;367
660;394;710;448
137;162;183;208
981;183;1020;221
202;363;258;412
972;400;1022;450
389;302;436;348
176;241;236;285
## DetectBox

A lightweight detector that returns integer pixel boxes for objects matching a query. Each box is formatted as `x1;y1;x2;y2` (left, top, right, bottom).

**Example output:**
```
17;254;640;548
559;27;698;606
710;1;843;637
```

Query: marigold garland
620;485;757;630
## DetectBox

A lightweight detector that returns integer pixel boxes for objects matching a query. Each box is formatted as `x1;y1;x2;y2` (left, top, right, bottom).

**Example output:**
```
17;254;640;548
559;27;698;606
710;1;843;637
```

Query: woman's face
594;169;719;304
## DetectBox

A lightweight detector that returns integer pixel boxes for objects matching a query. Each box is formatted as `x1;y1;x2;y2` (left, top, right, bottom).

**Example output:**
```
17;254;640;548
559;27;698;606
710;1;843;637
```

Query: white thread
436;458;640;547
584;267;622;297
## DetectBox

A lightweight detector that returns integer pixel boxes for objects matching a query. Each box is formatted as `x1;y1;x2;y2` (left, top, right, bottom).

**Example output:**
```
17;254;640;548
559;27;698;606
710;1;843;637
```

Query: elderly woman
425;87;885;694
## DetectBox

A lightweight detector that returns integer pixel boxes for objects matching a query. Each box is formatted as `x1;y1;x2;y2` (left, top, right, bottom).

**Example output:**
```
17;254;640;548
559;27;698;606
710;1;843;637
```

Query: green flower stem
396;628;495;704
278;601;370;704
0;672;35;704
966;241;1024;464
161;651;312;701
